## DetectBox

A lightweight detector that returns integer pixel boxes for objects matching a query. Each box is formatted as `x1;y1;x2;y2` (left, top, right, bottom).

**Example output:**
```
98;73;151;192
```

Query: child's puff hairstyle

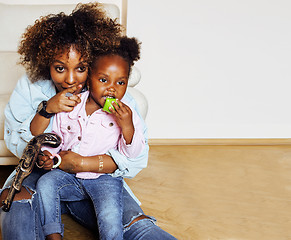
92;36;141;75
18;2;123;82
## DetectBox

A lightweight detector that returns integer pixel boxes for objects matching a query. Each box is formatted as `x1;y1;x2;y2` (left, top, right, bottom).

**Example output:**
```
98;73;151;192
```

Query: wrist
99;155;104;172
122;128;134;145
37;101;55;118
45;101;54;114
79;157;84;171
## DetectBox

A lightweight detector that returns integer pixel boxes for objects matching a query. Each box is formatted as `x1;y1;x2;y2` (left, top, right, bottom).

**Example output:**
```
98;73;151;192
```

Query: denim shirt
4;75;149;204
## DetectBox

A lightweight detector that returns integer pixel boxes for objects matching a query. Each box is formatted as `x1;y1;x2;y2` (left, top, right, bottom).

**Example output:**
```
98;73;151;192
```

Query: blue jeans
1;168;177;240
37;169;123;239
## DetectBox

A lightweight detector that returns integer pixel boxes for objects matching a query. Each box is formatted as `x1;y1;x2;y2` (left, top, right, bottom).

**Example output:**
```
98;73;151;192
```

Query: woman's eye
55;66;65;73
78;66;87;72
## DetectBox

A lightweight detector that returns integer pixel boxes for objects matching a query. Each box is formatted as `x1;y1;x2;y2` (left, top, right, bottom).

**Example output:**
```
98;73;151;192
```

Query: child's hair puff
92;36;141;74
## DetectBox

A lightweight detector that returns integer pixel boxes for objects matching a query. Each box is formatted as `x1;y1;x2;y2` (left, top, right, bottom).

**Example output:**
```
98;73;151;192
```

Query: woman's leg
81;175;123;240
0;168;46;240
122;189;177;240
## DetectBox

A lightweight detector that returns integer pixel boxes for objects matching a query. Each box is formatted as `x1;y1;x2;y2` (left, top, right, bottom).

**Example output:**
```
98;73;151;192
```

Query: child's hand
37;150;54;170
110;100;134;144
110;100;133;129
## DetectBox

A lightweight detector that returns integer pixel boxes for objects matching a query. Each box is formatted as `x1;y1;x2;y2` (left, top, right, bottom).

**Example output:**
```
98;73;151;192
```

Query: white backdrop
127;0;291;139
2;0;291;139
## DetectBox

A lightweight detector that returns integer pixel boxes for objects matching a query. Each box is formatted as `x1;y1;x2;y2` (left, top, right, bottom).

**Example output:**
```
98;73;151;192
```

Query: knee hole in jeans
0;186;34;207
127;215;150;227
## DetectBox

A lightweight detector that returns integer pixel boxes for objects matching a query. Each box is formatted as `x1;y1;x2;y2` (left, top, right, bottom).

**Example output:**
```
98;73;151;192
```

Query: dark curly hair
92;36;141;75
18;2;123;82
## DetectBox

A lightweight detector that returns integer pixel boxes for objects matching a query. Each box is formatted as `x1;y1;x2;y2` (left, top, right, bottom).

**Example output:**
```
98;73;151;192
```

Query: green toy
103;98;118;113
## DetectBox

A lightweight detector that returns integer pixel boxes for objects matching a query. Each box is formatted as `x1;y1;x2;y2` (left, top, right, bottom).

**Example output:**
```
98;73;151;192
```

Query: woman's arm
4;75;81;158
58;151;118;173
109;144;149;178
4;75;52;158
30;86;81;136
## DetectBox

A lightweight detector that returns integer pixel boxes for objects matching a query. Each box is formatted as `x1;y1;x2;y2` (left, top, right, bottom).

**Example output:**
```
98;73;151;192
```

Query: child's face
89;54;129;108
50;45;88;94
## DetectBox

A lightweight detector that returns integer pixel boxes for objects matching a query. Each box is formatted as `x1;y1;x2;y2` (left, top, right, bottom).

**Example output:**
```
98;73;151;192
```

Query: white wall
2;0;291;139
126;0;291;139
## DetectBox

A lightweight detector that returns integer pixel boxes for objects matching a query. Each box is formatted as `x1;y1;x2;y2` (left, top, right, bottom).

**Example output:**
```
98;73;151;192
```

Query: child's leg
63;187;177;240
81;174;123;240
36;169;87;238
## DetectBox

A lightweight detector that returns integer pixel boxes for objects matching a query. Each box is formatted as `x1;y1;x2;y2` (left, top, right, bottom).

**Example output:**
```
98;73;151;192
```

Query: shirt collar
36;79;57;98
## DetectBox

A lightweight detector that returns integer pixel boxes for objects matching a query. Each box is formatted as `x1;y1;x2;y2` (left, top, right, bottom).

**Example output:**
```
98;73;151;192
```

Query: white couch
0;2;148;165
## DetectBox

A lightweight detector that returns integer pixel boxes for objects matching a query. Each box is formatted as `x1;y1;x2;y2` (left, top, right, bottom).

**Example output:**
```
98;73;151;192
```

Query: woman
0;3;176;240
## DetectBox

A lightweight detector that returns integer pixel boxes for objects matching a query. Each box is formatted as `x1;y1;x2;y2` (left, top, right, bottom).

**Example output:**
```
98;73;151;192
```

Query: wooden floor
1;144;291;239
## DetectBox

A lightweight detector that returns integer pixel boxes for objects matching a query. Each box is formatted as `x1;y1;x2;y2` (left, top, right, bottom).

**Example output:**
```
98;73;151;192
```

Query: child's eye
117;81;125;85
99;78;107;83
55;66;65;73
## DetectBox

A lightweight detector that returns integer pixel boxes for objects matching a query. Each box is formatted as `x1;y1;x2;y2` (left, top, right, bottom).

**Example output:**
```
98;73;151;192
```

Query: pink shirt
45;91;145;179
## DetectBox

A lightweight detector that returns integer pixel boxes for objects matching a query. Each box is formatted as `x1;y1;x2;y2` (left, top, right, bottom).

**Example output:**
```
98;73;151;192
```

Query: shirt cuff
106;149;129;178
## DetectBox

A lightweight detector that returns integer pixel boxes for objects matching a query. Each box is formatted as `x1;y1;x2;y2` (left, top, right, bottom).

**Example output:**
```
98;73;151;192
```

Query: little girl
36;37;145;240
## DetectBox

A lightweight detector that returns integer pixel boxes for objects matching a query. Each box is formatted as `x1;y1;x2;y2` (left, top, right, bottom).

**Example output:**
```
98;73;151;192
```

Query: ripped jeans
0;168;177;240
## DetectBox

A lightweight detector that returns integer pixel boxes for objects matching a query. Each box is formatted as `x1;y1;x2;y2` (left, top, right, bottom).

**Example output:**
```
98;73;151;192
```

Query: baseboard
148;138;291;146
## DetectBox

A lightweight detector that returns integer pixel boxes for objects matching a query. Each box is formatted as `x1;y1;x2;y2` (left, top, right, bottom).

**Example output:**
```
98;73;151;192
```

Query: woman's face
50;46;89;94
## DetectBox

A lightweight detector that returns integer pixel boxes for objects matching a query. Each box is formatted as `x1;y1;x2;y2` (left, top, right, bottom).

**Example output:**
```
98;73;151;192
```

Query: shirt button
67;126;71;130
109;123;114;127
78;136;82;141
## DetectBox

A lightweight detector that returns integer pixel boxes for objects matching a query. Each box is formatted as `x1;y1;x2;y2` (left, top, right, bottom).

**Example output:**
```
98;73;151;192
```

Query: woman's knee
127;215;151;228
0;186;34;207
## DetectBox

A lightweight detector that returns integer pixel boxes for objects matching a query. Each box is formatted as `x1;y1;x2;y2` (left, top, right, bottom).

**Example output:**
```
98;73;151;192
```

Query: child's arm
109;99;134;144
119;112;145;158
109;100;145;158
106;93;149;179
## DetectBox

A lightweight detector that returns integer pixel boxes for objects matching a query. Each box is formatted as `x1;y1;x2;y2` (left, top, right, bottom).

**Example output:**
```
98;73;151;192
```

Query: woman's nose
65;72;76;85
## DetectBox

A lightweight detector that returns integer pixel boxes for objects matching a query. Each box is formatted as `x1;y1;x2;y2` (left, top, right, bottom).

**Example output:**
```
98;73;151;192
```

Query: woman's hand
37;150;54;171
58;151;82;173
46;85;82;114
110;100;134;144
